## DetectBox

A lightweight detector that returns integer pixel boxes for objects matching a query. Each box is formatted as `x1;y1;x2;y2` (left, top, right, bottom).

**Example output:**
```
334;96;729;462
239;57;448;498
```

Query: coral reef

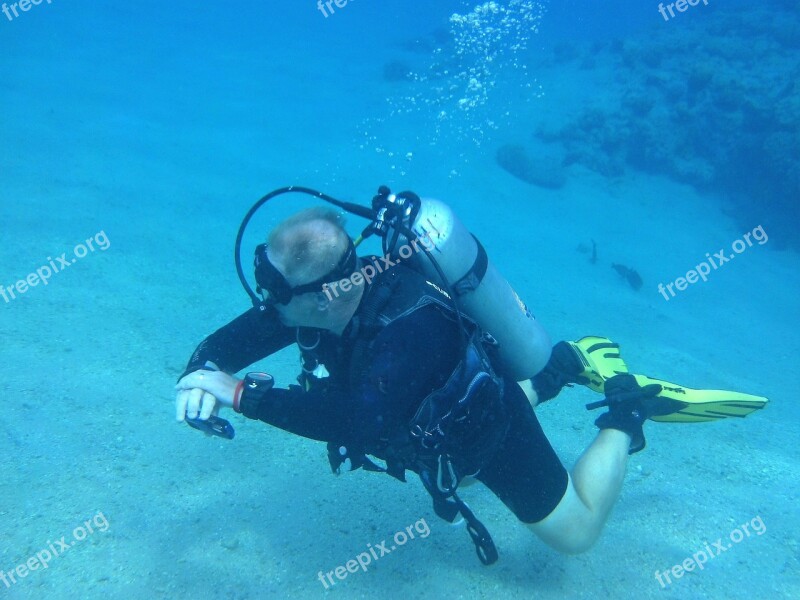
536;2;800;248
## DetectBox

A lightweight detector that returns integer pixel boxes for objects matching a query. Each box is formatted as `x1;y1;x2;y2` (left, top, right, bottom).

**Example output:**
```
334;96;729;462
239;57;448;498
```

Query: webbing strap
452;236;489;297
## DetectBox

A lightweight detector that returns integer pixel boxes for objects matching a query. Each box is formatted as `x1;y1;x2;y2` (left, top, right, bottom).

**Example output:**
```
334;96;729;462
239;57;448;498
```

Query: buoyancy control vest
316;263;508;565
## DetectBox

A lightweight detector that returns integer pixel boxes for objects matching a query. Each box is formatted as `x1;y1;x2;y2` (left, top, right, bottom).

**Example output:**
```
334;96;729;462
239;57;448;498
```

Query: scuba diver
174;186;767;564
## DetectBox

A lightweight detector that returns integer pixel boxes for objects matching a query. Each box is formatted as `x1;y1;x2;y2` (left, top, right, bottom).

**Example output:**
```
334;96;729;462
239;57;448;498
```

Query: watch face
247;372;272;383
246;372;274;390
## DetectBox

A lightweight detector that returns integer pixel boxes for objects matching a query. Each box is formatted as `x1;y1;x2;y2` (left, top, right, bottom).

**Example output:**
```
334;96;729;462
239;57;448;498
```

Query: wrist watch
234;372;275;414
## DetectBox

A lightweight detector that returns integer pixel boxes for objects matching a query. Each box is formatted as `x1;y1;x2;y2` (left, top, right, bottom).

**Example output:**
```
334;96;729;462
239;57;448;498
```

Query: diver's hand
175;371;240;421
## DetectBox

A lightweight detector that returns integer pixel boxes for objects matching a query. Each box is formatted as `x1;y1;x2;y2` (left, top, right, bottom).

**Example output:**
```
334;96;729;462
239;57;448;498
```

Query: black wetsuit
182;264;568;523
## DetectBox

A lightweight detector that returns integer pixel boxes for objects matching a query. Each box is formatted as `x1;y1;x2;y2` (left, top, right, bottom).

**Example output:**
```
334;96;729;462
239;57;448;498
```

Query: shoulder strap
347;273;400;389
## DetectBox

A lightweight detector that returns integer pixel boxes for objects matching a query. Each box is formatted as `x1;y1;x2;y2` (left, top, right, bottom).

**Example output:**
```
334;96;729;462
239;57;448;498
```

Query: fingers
199;391;217;420
175;388;190;421
176;387;216;421
174;370;240;427
176;372;218;419
185;387;206;419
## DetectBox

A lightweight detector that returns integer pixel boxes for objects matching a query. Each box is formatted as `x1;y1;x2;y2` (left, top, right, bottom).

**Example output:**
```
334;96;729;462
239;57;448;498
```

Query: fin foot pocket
567;336;630;394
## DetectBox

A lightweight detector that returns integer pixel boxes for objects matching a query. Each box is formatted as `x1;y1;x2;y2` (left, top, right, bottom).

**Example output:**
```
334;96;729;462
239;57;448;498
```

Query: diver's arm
175;305;295;421
235;305;462;444
180;304;295;377
527;430;630;554
238;384;358;442
175;367;355;440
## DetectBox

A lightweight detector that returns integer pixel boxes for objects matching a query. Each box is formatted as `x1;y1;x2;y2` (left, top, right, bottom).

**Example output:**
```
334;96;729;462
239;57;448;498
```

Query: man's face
270;291;320;327
264;247;326;327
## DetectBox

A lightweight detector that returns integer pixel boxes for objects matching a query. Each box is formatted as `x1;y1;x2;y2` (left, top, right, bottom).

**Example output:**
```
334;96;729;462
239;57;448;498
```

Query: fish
612;263;643;290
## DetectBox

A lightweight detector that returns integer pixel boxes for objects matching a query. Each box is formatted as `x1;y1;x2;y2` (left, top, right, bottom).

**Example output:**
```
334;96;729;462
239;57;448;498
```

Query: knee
527;521;602;555
555;534;599;555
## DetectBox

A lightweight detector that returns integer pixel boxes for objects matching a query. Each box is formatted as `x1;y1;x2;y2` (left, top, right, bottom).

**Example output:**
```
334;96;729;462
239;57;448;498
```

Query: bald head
268;207;351;285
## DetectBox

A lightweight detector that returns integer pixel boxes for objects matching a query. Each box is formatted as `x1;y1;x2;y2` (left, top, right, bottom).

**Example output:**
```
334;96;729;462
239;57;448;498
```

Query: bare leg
527;429;630;553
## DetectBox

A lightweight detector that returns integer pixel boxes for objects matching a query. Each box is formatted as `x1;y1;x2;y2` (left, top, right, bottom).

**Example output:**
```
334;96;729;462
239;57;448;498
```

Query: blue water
1;1;798;598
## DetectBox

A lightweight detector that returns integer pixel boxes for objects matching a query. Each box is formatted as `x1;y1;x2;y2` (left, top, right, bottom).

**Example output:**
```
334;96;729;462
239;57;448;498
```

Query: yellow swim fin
632;374;768;423
568;336;768;422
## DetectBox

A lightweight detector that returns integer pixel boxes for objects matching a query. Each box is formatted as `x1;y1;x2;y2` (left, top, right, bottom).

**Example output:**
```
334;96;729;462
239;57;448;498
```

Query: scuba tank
384;195;551;382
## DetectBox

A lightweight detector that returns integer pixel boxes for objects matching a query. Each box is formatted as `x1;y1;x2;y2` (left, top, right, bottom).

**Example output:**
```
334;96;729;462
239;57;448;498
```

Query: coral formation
535;1;799;247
